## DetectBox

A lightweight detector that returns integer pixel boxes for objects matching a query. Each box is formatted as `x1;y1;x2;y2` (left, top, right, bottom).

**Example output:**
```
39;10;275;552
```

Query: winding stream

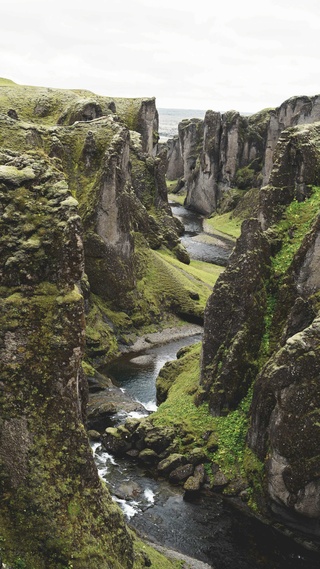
92;204;320;569
169;201;234;266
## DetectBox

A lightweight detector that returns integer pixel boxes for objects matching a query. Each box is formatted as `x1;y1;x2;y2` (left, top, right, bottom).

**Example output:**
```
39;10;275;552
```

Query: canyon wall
200;120;320;537
166;94;320;216
0;138;133;568
0;82;185;568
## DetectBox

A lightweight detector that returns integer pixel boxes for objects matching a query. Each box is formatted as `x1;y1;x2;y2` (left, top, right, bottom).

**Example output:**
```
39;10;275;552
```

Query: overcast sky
1;0;320;113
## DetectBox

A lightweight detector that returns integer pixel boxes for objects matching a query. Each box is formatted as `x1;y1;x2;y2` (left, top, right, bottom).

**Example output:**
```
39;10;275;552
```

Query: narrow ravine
169;200;234;266
91;203;320;569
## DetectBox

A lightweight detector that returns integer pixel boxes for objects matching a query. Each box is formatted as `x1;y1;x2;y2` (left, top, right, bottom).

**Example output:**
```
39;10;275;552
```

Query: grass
152;343;253;481
157;248;224;288
203;212;242;239
167;190;186;205
272;186;320;277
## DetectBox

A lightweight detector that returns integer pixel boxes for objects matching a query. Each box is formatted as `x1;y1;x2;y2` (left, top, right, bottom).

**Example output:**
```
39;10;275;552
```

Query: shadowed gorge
1;78;320;568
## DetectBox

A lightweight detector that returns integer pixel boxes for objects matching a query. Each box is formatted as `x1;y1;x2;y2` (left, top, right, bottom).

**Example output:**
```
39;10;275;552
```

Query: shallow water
170;202;234;265
93;337;320;569
104;334;202;409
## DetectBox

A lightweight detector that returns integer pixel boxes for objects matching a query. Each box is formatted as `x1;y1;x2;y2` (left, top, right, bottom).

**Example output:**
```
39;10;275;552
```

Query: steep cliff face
0;146;133;568
165;136;184;181
177;108;271;215
263;94;320;184
167;94;320;217
0;83;195;568
0;83;158;155
0;83;200;366
200;121;320;536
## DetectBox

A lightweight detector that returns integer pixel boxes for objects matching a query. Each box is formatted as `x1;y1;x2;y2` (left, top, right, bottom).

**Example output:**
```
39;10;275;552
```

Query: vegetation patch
157;248;224;289
272;186;320;278
167;189;186;205
203;212;242;239
152;343;253;483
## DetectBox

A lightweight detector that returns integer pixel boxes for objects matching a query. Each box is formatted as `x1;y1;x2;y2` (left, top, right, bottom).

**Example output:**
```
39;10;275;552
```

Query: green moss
157;248;223;290
234;165;256;190
272;186;320;278
85;295;121;363
131;245;206;323
133;537;183;568
151;344;254;486
0;287;133;569
243;448;265;512
203;212;242;239
152;343;215;445
211;388;253;479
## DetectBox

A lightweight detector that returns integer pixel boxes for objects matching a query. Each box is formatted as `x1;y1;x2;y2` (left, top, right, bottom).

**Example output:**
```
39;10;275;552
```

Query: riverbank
147;541;213;569
119;324;203;354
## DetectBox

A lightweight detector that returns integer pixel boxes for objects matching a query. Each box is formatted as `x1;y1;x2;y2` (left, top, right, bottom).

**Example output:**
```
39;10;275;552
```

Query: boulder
157;453;186;476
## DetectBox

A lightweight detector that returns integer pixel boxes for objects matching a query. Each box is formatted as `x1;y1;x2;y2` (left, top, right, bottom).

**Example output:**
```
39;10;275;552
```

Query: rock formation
165;94;320;217
104;119;320;552
0;145;133;568
0;81;189;568
201;120;320;538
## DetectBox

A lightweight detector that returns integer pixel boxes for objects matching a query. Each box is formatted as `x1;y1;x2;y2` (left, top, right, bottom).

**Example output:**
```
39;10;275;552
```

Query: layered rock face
0;145;133;568
200;121;320;535
0;83;184;568
263;94;320;184
167;94;320;216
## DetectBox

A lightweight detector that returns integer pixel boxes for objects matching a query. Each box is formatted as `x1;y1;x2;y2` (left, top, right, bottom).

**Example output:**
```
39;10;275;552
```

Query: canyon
0;77;320;568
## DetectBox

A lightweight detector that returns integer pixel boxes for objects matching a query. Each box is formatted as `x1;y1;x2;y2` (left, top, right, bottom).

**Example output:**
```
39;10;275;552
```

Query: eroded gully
92;202;319;569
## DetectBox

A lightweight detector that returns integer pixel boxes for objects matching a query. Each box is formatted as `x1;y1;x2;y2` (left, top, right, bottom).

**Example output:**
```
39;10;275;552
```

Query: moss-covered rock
0;150;134;568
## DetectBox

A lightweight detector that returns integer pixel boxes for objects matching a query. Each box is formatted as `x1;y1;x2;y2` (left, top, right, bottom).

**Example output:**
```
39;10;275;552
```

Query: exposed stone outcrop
263;94;320;184
165;94;320;217
199;218;271;414
165;136;184;181
200;120;320;538
0;83;158;155
0;149;133;568
0;81;191;569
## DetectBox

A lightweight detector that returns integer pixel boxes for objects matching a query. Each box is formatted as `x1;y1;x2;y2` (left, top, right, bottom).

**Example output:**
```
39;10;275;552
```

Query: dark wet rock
183;464;205;492
87;386;147;432
138;448;160;465
102;426;132;455
199;217;271;415
169;463;194;483
158;453;186;476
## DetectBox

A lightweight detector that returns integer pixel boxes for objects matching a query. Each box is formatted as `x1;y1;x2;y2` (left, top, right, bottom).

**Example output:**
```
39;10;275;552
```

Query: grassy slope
168;190;242;239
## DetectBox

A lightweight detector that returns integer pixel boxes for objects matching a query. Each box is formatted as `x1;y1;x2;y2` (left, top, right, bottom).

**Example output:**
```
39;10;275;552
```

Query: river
92;203;320;569
169;201;234;266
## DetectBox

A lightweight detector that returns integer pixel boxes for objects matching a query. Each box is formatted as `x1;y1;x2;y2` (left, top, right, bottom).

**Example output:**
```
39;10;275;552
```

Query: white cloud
0;0;319;112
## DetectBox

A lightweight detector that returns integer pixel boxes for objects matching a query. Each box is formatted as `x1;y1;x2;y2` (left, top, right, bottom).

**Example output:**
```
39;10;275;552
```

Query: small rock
169;463;194;483
138;448;159;464
157;453;186;476
114;481;141;500
87;429;101;441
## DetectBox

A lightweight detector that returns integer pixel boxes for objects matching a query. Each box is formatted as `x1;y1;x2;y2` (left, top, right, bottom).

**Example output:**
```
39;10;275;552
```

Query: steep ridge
165;94;320;216
0;82;199;568
201;121;320;538
107;120;320;553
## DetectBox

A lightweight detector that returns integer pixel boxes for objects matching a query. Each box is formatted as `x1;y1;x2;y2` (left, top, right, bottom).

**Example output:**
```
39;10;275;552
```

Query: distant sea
158;108;206;142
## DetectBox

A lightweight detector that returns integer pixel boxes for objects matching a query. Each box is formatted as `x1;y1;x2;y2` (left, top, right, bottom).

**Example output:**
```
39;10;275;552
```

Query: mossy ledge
0;134;180;567
101;122;320;552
